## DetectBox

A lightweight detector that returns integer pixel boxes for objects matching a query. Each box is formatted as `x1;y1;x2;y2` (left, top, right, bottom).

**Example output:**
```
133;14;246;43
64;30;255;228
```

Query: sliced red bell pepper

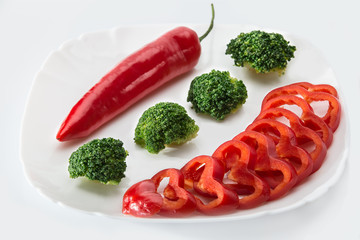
261;95;334;147
288;82;338;97
150;168;197;216
246;119;313;183
255;108;327;173
304;92;341;132
122;179;163;217
233;131;298;200
262;82;338;107
122;168;197;217
261;84;341;132
212;140;270;209
180;155;239;215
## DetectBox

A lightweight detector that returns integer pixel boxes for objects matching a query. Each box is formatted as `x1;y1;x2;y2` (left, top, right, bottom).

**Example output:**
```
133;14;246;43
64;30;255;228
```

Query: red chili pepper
255;108;327;173
150;168;196;216
233;131;298;200
56;5;215;141
212;140;270;209
261;95;334;147
261;83;341;132
181;155;239;215
122;179;163;217
246;119;313;183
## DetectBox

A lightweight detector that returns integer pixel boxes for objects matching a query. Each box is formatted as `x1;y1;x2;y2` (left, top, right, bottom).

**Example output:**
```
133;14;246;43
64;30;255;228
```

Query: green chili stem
199;3;215;42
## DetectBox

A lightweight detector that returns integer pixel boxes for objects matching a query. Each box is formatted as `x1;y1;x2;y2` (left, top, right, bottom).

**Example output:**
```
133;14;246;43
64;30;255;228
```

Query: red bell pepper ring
150;168;196;216
181;155;239;215
255;108;327;173
305;91;341;132
56;5;215;141
122;168;197;217
261;95;334;147
212;140;270;209
246;119;313;183
287;82;338;97
233;131;298;200
261;84;341;132
122;179;163;217
262;82;338;107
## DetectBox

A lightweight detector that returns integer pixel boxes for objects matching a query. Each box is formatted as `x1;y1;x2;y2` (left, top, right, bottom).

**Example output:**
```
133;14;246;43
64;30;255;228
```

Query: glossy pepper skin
233;131;298;200
261;83;341;132
151;168;197;217
288;82;338;97
122;179;163;217
122;168;196;217
56;26;202;141
246;119;313;183
262;82;338;102
261;95;334;147
255;108;327;173
181;155;239;215
212;140;270;209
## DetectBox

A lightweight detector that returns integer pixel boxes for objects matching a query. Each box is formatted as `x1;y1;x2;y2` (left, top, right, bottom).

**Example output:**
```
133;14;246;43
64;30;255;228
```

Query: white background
1;0;359;239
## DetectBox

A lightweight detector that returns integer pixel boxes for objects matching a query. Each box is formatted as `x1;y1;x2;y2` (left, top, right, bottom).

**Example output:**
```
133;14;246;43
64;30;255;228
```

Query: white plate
20;24;349;222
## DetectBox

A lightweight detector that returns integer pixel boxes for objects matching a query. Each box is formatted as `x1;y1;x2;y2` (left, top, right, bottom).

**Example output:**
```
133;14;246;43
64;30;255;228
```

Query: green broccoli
134;102;199;154
187;70;248;120
225;30;296;74
68;137;128;185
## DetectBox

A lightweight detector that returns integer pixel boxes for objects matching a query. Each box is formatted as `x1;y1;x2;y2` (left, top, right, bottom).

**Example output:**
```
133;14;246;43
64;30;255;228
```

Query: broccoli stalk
68;137;128;185
187;70;248;120
226;30;296;74
134;102;199;154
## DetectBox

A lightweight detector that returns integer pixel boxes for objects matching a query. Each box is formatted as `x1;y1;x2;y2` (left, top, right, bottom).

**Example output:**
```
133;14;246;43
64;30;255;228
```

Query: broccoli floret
187;70;248;120
68;137;128;185
134;102;199;154
225;30;296;74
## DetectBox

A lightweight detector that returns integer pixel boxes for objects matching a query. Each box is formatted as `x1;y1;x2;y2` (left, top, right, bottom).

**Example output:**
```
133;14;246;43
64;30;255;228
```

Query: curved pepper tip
56;132;64;141
56;122;69;142
56;130;70;142
56;123;85;142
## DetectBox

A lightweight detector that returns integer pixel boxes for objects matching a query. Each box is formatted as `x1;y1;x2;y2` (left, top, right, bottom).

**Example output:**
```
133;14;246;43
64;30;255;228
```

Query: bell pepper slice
255;108;327;173
261;95;334;147
150;168;197;216
181;155;239;215
123;169;197;217
288;82;338;97
261;84;341;132
122;179;163;217
233;131;298;200
246;119;313;183
262;82;338;107
212;140;270;209
305;91;341;132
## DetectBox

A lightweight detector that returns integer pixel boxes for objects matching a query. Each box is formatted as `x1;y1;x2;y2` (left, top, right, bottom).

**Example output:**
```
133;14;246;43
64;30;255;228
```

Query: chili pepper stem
199;3;215;42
